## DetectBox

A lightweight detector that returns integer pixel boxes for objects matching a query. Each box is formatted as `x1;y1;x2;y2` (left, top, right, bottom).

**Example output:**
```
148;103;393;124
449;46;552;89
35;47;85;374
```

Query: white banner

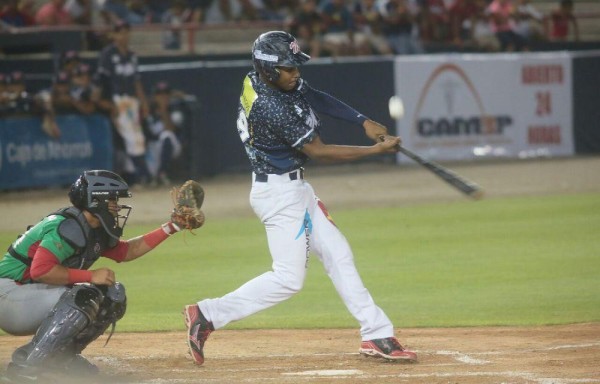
394;52;574;161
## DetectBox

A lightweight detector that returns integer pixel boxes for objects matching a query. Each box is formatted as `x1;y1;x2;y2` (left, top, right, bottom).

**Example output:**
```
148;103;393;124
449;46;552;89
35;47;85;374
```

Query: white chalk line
436;350;490;365
282;369;364;376
422;341;600;356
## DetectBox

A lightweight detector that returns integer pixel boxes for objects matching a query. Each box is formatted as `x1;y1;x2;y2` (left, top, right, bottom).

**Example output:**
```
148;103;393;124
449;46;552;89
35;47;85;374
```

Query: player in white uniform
183;31;417;365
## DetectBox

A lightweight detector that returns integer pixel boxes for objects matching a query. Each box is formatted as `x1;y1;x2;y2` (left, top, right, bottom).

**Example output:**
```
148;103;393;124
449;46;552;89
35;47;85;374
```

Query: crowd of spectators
0;41;190;187
0;0;583;55
0;0;585;185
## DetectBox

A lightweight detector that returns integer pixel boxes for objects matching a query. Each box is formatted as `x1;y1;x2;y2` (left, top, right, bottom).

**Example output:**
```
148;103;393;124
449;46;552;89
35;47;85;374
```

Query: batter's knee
274;269;306;293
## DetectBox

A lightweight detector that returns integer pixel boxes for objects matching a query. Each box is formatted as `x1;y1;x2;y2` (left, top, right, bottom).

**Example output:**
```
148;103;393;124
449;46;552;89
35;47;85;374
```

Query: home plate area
1;324;599;383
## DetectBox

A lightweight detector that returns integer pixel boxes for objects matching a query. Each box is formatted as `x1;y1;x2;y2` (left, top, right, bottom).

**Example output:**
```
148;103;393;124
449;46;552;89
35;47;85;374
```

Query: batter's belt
254;168;304;183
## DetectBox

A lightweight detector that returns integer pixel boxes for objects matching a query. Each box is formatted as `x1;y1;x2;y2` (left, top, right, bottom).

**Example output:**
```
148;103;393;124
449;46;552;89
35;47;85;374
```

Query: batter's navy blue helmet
252;31;310;82
69;170;132;240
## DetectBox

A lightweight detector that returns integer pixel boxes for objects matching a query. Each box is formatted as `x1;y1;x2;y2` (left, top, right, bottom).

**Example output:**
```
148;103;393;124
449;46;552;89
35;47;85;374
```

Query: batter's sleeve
304;85;369;126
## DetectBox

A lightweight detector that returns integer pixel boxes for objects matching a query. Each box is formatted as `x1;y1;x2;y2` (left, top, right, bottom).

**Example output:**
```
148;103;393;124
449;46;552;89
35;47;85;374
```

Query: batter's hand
363;120;389;143
376;136;401;153
91;268;116;286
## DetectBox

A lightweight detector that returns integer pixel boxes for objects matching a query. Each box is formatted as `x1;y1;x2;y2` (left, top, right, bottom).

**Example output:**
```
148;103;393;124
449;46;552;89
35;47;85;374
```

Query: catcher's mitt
170;180;205;230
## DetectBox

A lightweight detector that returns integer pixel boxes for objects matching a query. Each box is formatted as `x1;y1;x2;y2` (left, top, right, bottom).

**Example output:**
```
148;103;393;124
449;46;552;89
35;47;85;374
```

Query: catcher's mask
69;170;132;240
252;31;310;82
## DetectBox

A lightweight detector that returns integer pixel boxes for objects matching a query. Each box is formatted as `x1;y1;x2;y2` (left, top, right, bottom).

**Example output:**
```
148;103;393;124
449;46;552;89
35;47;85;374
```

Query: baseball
388;96;405;120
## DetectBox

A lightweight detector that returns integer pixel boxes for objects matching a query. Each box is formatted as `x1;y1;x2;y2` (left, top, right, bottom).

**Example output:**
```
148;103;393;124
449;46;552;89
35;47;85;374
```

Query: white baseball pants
198;170;394;340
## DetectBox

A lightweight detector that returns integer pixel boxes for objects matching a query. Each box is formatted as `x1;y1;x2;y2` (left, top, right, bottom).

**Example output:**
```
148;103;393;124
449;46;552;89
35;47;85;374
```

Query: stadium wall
0;52;598;189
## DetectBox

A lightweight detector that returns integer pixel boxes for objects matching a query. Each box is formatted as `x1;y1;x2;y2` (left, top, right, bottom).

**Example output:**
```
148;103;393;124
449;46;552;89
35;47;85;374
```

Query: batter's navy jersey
238;71;369;174
94;44;140;97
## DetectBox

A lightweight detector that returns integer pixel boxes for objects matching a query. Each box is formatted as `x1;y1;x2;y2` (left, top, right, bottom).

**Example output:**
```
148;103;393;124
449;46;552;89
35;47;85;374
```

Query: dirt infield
1;156;600;383
1;324;599;383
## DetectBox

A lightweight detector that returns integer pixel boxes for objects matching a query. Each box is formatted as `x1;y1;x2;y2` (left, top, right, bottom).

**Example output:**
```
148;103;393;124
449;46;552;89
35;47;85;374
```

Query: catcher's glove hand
170;180;205;231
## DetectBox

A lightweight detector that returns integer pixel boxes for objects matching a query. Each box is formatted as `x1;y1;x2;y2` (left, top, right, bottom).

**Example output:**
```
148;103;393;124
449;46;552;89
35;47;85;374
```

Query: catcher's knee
70;283;127;352
98;282;127;322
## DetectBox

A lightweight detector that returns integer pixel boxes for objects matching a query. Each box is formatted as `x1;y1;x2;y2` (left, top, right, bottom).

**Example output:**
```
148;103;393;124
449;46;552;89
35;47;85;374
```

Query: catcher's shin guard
72;282;127;353
24;284;104;367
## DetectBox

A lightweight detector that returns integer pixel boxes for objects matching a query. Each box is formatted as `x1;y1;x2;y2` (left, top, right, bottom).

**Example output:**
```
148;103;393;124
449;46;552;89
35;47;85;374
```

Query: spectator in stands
236;0;261;21
100;0;139;25
50;70;75;114
69;63;96;114
19;0;36;18
448;0;479;47
145;0;170;23
468;0;499;51
3;71;37;117
381;0;424;55
513;0;544;44
64;0;92;24
3;71;61;138
486;0;527;51
35;0;73;25
58;49;82;77
258;0;294;22
41;64;96;118
182;0;213;23
64;0;106;48
419;0;450;43
162;0;186;50
0;73;7;115
545;0;579;42
93;21;152;186
127;0;151;24
202;0;260;23
353;0;394;55
288;0;324;57
321;0;358;57
144;81;184;186
0;0;35;27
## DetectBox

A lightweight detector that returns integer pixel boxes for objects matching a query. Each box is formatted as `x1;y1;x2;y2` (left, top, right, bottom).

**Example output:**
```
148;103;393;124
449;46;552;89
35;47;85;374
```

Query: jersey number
237;109;250;143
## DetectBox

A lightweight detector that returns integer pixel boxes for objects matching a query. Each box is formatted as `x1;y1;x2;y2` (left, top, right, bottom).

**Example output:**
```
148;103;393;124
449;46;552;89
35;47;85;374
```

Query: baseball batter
183;31;417;364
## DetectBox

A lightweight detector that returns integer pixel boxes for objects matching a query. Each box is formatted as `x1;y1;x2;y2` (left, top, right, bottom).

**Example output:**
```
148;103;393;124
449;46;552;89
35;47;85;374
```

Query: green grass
1;193;599;334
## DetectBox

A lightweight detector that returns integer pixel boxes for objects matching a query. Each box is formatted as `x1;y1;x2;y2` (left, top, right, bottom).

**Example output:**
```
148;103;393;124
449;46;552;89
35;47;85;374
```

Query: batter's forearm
305;144;381;162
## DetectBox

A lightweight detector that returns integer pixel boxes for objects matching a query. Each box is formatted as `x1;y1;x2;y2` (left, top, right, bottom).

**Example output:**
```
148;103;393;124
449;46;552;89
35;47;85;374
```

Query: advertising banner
394;53;574;161
0;114;113;190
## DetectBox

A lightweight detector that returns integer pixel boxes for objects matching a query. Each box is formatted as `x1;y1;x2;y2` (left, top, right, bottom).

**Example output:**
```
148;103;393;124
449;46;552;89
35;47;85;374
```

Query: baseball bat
396;145;484;200
384;95;484;199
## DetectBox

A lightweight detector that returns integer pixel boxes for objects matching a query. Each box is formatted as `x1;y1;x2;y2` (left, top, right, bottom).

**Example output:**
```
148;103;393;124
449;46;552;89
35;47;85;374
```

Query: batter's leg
309;198;394;341
199;207;310;329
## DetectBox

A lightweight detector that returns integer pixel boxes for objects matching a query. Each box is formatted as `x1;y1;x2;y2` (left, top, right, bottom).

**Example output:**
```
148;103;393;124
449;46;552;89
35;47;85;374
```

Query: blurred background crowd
0;0;585;56
0;36;193;188
0;0;597;189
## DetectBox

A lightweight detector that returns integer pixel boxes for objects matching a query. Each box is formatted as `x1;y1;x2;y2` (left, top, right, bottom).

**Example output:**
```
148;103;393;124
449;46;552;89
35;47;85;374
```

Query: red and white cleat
183;304;214;365
359;337;417;362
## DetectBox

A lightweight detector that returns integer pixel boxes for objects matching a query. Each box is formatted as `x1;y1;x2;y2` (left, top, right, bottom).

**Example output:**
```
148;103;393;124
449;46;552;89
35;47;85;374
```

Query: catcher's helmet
69;170;132;240
252;31;310;82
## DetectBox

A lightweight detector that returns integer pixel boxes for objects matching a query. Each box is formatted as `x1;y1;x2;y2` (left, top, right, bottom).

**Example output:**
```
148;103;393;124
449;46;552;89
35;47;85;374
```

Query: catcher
0;171;204;382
